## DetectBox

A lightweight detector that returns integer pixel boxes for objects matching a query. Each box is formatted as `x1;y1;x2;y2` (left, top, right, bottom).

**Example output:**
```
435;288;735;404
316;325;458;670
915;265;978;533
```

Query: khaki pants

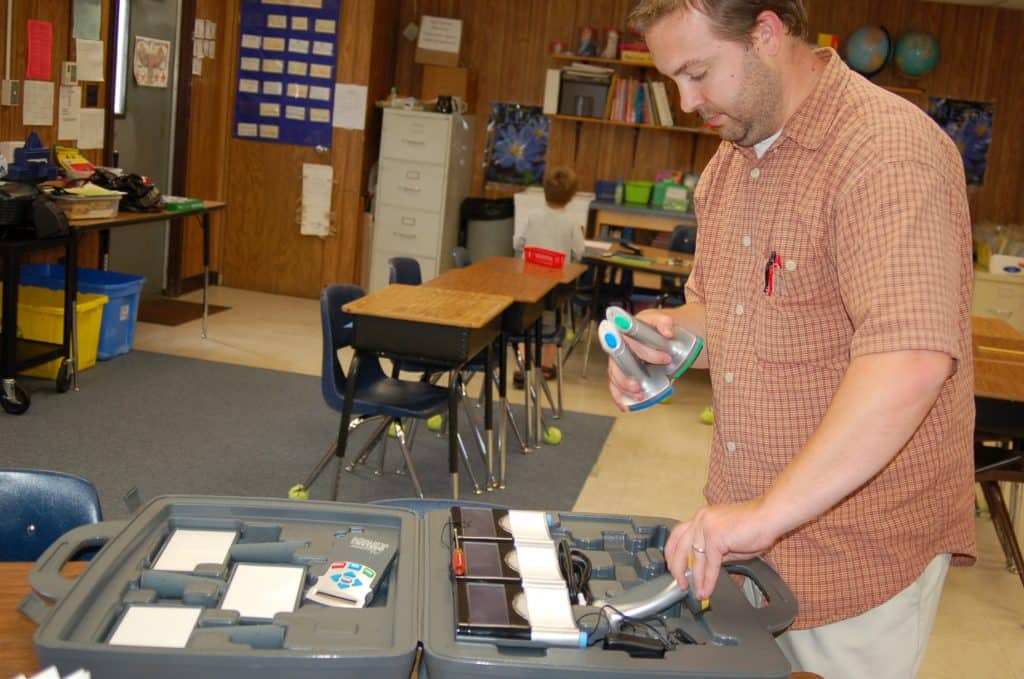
775;553;951;679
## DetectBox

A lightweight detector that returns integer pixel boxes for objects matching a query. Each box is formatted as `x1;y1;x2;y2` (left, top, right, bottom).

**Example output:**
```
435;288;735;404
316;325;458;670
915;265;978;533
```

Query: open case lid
28;496;421;679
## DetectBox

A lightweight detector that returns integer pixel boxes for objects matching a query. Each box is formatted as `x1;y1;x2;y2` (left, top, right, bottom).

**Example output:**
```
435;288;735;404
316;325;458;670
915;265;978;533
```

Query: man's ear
750;10;785;56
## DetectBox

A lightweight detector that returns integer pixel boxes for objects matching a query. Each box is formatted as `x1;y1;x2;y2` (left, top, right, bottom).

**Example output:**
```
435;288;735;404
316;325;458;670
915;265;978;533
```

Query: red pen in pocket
764;251;781;296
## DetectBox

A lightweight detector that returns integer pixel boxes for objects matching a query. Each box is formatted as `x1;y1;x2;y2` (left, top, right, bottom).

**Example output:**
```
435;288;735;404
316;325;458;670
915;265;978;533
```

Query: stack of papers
62;182;123;197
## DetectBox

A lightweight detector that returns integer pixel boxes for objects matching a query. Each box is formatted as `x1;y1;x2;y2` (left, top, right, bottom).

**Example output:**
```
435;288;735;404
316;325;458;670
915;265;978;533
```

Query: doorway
108;0;183;298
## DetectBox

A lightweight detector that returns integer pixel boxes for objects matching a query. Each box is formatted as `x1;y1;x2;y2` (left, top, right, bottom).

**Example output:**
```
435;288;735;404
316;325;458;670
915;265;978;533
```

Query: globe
844;25;891;77
895;32;940;78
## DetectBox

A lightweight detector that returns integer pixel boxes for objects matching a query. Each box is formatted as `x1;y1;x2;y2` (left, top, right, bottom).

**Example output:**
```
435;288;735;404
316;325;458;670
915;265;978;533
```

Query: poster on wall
484;103;549;186
134;36;172;87
233;0;341;148
928;97;994;187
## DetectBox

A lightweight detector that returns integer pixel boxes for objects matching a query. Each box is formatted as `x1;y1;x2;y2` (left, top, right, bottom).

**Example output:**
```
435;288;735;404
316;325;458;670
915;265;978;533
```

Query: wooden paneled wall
393;0;1024;224
805;0;1024;224
184;0;398;296
0;0;111;267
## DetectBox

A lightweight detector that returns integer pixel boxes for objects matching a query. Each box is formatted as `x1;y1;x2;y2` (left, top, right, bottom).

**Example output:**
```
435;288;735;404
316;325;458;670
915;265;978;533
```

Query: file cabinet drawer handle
394;232;416;239
398;184;422;193
400;217;416;226
402;137;426;145
404;170;421;180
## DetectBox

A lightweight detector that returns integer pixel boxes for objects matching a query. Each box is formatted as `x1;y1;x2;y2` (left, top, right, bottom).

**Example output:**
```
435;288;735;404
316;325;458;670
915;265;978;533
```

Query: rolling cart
0;233;77;414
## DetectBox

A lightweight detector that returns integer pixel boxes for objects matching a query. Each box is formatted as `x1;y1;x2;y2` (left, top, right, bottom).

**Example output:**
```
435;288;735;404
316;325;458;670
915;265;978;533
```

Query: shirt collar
779;48;849;152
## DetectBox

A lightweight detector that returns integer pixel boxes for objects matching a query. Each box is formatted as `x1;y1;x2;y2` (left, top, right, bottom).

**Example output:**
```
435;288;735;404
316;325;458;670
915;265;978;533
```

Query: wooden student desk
426;257;588;484
342;284;512;499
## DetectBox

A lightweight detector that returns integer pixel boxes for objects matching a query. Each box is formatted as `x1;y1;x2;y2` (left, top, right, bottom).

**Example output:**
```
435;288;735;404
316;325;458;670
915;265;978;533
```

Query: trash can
20;264;146;360
460;198;514;262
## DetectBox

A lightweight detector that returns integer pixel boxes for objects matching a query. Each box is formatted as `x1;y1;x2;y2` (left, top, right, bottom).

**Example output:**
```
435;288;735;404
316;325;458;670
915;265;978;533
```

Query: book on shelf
650;81;674;127
543;68;560;115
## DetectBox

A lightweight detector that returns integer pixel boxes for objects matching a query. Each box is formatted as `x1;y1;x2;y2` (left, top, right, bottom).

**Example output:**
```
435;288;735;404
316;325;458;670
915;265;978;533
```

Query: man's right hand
607;308;676;411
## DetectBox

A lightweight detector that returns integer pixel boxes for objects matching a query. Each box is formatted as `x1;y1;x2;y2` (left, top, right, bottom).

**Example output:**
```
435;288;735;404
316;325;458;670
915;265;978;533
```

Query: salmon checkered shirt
686;49;976;629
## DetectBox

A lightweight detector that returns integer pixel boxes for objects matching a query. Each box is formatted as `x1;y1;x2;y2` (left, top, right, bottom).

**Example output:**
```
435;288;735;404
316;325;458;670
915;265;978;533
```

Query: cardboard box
415;16;462;67
421;65;476;111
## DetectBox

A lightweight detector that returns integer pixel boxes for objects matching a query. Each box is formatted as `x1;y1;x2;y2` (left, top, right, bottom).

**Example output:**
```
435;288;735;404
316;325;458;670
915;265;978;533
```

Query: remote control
306;560;379;608
605;306;703;380
598;320;674;411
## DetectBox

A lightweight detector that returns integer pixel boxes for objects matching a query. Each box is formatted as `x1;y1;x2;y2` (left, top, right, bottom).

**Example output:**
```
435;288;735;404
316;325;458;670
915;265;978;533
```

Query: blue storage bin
20;264;146;360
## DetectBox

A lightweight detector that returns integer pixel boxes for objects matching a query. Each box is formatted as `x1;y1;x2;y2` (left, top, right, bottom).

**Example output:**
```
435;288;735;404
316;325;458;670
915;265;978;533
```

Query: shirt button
785;260;797;271
742;235;751;247
724;372;734;384
726;441;737;453
735;304;744;316
750;168;761;179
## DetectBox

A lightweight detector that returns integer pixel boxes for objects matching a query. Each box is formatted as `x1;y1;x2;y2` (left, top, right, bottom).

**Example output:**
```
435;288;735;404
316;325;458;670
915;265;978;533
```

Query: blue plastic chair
452;246;472;269
0;468;102;561
388;257;422;286
290;284;452;500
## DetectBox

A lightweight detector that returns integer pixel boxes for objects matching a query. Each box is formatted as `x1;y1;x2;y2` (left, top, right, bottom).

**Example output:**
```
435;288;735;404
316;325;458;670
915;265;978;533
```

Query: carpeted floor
3;352;614;518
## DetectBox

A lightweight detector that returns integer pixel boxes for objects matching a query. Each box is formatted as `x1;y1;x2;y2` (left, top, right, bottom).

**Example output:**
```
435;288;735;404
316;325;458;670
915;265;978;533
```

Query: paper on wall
78;108;105;149
23;80;54;126
332;83;367;129
58;85;81;140
76;39;105;81
301;163;333;237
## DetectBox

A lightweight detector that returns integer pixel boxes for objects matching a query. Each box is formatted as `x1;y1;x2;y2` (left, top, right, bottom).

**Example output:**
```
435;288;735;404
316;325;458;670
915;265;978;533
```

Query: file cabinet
973;269;1024;333
369;109;475;291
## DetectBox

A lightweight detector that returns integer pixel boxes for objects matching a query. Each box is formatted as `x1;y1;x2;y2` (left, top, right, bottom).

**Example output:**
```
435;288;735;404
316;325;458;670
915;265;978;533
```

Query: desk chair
975;442;1024;591
290;284;465;500
452;246;472;269
0;468;103;561
566;264;634;377
654;225;695;308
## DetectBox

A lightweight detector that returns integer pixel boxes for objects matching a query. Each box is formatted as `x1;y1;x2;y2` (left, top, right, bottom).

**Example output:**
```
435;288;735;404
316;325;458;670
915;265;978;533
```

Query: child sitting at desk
513;166;585;385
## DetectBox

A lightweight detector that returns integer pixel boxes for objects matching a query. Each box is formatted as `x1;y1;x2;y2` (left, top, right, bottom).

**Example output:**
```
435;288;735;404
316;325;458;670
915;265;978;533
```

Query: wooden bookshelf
551;53;654;68
547;113;719;136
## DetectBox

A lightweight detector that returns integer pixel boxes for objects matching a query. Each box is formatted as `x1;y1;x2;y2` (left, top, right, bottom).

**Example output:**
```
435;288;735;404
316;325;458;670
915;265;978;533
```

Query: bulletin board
233;0;341;148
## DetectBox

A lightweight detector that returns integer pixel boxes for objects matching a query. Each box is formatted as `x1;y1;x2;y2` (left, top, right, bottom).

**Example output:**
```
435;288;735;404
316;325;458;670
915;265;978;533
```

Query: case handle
29;520;128;603
724;557;798;635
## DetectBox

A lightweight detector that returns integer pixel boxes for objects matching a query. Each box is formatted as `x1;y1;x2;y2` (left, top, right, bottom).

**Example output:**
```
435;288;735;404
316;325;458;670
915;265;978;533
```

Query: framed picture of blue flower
485;103;549;186
928;97;994;187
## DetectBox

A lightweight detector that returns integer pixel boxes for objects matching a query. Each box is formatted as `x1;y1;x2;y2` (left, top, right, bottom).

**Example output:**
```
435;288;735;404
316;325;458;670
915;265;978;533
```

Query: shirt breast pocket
753;243;849;366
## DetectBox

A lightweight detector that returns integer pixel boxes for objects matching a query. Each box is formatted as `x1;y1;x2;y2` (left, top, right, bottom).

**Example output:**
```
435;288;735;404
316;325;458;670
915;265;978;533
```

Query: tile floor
132;286;1024;678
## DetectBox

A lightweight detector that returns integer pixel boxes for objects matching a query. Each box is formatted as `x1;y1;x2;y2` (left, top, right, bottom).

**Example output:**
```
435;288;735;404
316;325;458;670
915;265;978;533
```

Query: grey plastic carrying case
24;496;798;678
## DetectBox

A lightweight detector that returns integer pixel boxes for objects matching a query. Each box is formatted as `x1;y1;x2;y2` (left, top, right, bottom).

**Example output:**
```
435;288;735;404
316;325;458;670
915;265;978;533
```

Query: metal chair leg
345;417;391;471
458;376;494;488
555;344;564;418
455;432;484;494
581;320;596;378
393;421;425;498
301;415;372;496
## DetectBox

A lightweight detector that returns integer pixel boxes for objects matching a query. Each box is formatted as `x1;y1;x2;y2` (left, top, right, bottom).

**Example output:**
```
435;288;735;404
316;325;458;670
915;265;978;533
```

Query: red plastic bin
524;246;566;268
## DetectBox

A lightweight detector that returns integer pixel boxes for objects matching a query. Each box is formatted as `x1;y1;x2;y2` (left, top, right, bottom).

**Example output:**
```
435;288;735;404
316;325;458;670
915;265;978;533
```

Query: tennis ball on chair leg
288;484;310;500
388;421;399;438
543;426;562;445
427;415;444;432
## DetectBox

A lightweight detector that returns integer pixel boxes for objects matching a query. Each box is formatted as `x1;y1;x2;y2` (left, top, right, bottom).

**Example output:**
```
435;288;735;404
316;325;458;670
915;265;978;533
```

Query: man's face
647;8;782;146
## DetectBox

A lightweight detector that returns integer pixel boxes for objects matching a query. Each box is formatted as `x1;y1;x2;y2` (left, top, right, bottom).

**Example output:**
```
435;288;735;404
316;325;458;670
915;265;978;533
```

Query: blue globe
895;32;940;78
845;25;891;77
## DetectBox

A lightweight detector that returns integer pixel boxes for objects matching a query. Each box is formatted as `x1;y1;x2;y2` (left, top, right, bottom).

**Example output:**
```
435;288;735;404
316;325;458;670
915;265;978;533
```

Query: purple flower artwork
485;103;549;186
928;97;994;187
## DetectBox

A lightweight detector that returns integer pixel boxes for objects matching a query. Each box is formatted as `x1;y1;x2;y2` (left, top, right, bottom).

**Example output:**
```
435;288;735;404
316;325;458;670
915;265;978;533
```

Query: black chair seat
353;377;449;419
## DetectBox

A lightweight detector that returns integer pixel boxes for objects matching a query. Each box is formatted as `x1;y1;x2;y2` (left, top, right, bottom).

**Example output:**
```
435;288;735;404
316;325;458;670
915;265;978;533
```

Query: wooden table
70;200;227;341
590;200;696;235
1;561;86;676
343;284;512;498
973;316;1024;404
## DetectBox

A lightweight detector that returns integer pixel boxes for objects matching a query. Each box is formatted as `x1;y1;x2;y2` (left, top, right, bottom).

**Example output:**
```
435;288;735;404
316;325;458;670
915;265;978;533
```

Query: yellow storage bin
0;283;108;379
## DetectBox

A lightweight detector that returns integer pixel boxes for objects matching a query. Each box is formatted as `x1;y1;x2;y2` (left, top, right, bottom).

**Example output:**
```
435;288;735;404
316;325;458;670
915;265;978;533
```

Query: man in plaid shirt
610;2;975;676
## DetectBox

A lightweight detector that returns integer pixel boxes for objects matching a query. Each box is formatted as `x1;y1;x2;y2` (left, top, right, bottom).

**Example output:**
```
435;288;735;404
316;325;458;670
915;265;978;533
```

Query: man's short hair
629;0;808;43
544;167;578;207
